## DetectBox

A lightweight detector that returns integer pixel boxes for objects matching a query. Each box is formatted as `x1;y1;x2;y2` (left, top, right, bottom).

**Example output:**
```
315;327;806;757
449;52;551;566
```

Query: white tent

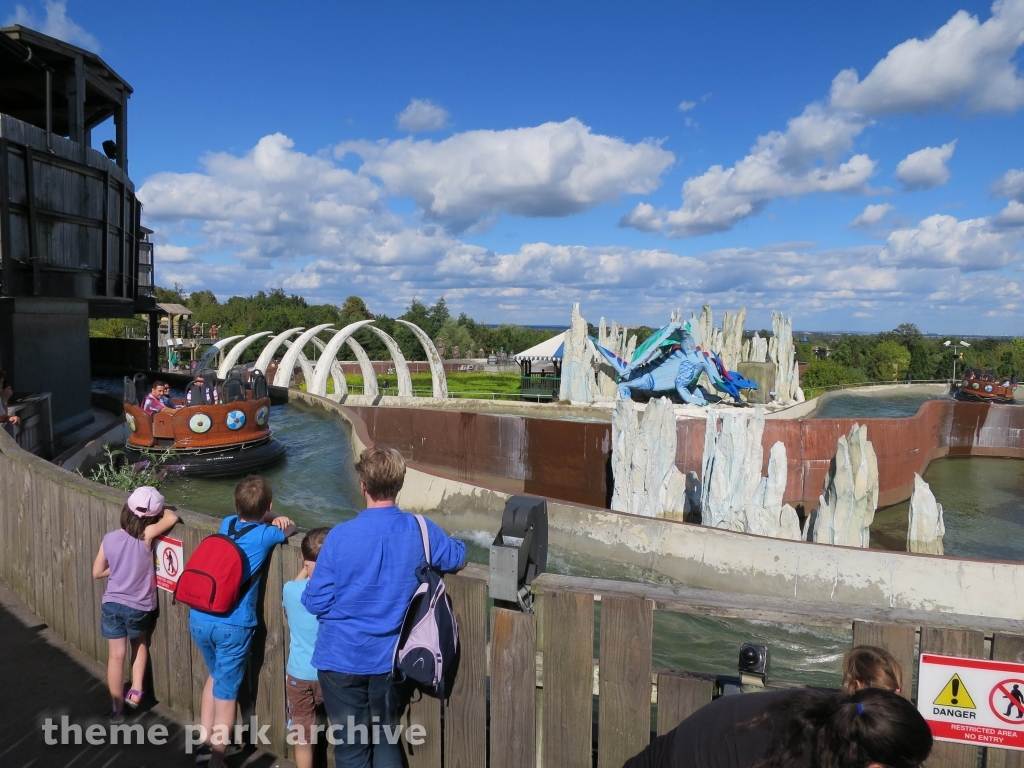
513;331;566;362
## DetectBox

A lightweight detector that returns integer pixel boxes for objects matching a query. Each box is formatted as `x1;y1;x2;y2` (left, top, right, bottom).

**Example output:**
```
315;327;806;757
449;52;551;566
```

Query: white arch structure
396;319;448;398
197;319;446;399
366;326;413;397
217;331;272;379
273;324;334;387
254;328;304;375
195;335;244;372
309;320;376;396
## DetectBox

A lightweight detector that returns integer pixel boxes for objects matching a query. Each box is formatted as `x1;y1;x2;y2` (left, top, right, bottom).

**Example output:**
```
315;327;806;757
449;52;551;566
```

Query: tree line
799;323;1024;390
90;287;556;363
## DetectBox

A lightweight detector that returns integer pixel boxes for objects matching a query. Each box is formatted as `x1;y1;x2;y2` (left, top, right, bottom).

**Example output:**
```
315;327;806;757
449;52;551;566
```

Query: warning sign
933;674;976;709
153;535;183;592
919;654;1024;750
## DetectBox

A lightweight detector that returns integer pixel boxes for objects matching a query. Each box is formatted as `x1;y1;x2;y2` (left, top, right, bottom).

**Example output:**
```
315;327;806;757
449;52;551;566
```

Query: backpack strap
227;518;260;541
414;514;431;566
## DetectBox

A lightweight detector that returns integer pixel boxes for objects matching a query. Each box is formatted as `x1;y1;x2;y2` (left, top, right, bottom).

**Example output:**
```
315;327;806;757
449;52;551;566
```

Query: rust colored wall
342;405;612;508
340;400;1024;512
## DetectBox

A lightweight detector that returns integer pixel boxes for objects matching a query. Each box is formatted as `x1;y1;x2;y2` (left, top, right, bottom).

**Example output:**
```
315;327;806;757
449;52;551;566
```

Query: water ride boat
953;368;1018;404
121;371;286;477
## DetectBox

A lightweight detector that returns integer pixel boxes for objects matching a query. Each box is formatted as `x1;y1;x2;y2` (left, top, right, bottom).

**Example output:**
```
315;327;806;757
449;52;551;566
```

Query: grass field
329;372;525;396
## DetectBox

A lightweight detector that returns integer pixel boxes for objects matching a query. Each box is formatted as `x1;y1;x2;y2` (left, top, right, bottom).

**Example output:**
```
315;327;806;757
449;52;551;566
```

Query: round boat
122;382;286;477
952;369;1018;405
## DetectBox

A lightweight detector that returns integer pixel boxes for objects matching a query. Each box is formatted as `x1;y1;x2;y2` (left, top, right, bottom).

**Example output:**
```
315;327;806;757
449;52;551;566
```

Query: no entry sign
153;535;183;592
918;653;1024;750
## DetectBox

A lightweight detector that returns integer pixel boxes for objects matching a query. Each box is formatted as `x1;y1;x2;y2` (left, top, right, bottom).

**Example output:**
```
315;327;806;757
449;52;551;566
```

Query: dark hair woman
623;687;932;768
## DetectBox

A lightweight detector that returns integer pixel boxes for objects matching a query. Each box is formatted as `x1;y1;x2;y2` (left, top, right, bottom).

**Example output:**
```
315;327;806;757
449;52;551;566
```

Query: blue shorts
189;618;255;701
101;602;156;640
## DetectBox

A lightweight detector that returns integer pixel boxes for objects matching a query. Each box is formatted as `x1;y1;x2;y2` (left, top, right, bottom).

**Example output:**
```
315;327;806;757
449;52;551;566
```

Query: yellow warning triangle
933;674;976;709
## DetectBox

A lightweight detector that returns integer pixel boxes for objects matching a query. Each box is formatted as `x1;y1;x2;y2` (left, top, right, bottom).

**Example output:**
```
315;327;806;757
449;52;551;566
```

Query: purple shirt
101;529;157;612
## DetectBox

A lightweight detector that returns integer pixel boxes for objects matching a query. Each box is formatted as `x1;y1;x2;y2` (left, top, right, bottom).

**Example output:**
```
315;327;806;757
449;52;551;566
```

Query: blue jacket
302;506;466;675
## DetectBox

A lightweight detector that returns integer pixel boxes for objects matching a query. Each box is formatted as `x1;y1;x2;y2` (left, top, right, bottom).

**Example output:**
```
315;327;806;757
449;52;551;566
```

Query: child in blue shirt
282;527;331;768
189;476;295;767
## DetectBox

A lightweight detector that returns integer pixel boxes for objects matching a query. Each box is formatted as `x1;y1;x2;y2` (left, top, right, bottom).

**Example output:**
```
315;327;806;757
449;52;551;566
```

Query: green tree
868;340;911;381
801;360;861;390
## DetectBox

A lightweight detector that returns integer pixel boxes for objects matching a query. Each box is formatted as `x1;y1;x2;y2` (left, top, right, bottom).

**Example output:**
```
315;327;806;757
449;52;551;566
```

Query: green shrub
801;360;862;390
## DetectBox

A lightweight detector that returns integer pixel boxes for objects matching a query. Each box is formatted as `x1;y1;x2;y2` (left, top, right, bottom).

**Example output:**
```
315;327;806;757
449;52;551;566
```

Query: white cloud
995;200;1024;227
993;168;1024;201
155;244;197;263
396;99;450;132
342;118;674;230
829;0;1024;114
622;105;875;237
894;141;957;190
880;212;1023;270
626;1;1024;239
850;203;896;229
678;100;697;112
5;0;99;52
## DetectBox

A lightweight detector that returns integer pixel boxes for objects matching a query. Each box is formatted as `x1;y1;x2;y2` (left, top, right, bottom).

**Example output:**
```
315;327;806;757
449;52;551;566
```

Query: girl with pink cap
92;485;179;722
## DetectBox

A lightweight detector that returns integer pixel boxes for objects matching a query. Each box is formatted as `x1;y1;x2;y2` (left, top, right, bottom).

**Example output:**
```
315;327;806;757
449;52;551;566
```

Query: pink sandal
124;689;144;709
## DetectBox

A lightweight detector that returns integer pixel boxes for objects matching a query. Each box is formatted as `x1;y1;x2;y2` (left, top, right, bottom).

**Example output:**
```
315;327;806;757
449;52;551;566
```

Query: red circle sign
990;679;1024;724
162;547;179;577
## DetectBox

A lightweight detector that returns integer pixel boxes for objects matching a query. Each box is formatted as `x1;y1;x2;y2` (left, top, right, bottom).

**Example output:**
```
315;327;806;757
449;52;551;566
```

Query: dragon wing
623;322;686;375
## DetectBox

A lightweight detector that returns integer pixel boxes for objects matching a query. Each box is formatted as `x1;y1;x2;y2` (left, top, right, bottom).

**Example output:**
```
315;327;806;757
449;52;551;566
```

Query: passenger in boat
621;688;931;768
186;373;219;405
142;381;173;415
842;645;903;694
156;381;180;410
303;446;467;768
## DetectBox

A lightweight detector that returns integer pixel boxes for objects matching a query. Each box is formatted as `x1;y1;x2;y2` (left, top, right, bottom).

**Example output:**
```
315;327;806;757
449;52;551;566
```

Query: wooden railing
4;424;1024;768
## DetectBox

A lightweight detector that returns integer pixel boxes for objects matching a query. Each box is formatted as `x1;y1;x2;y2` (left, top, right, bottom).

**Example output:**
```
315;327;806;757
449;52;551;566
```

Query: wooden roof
157;303;193;316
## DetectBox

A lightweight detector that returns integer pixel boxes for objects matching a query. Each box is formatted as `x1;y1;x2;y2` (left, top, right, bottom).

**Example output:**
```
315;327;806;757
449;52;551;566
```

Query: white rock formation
742;442;802;540
720;307;746;371
701;408;764;530
699;408;801;539
558;303;596;403
698;305;723;355
768;311;803;403
741;332;768;363
812;423;878;547
596;317;635;398
610;397;690;518
907;474;945;555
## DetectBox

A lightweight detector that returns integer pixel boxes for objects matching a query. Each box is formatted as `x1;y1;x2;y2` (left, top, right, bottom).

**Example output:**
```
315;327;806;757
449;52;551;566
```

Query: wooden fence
4;425;1024;768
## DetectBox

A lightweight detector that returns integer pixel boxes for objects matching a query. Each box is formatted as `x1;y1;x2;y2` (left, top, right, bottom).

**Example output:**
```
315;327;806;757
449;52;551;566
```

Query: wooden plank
597;597;653;768
254;544;287;754
403;690;442;768
1;137;12;293
490;607;537;768
149;587;171;706
920;627;985;768
656;672;714;736
41;477;59;634
164;526;196;721
24;145;39;293
986;634;1024;768
852;621;916;700
444;574;487;768
56;489;78;648
531;573;1024;634
540;590;594;768
91;496;116;668
75;489;97;660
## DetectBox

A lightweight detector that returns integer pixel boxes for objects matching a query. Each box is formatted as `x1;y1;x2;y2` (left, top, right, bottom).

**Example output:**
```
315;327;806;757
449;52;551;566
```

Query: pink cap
126;486;165;517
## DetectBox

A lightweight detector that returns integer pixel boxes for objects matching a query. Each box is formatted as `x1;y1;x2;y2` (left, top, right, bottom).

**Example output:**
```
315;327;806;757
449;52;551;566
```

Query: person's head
760;688;932;768
301;527;330;576
120;486;166;539
843;645;904;694
354;445;406;502
234;475;273;521
194;374;205;385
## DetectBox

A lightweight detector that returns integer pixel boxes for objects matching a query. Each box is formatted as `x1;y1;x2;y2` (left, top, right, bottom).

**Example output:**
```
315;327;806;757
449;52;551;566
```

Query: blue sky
6;1;1024;333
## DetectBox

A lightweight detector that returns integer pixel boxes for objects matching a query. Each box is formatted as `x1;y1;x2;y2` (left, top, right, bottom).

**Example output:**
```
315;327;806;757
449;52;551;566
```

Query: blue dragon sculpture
592;321;758;406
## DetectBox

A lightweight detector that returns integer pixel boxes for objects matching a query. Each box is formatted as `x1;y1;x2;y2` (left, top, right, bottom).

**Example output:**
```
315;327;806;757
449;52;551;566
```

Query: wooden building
0;25;155;437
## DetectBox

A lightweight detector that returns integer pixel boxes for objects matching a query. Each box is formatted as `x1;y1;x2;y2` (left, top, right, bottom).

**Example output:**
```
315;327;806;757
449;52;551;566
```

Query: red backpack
174;519;260;614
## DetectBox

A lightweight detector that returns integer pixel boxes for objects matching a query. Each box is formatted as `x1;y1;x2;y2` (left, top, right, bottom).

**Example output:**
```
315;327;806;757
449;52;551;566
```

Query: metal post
44;69;52;152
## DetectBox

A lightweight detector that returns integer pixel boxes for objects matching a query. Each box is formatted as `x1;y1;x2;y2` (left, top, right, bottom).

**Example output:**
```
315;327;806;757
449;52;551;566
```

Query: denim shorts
100;601;156;640
189;618;255;701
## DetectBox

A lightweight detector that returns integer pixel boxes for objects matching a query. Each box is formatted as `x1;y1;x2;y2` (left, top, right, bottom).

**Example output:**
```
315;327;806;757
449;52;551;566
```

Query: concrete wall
290;390;1024;623
0;297;92;436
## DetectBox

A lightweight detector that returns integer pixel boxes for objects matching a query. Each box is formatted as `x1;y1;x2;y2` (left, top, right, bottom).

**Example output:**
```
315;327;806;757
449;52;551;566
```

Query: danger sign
153;535;183;592
919;654;1024;750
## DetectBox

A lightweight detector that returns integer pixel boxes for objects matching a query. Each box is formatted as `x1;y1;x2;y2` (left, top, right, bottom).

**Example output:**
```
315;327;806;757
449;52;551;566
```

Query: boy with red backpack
179;476;294;766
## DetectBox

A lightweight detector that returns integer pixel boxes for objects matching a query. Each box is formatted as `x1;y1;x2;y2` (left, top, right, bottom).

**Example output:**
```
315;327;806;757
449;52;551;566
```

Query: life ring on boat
972;383;980;389
189;413;213;433
985;385;993;392
256;406;269;426
125;413;136;432
226;410;246;430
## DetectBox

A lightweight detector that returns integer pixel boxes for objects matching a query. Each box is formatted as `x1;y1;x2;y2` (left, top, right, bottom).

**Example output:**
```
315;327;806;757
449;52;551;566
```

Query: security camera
738;643;770;686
